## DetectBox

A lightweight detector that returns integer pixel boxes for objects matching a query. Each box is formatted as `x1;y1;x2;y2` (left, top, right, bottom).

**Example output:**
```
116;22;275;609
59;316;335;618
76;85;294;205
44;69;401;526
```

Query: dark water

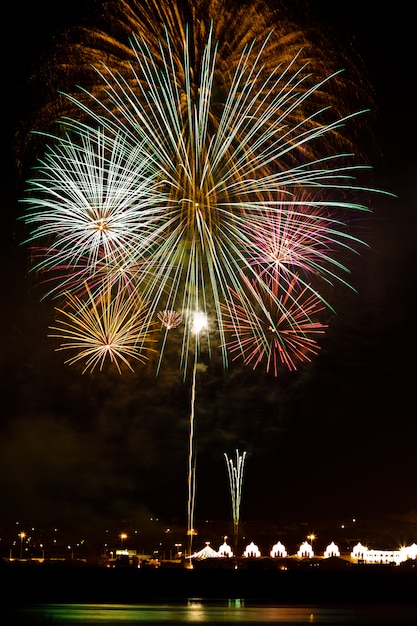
2;601;417;625
2;566;417;623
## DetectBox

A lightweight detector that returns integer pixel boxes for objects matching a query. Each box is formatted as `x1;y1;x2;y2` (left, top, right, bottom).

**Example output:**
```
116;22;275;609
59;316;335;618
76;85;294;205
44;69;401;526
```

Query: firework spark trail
224;449;247;555
183;312;208;561
156;309;182;375
187;357;198;560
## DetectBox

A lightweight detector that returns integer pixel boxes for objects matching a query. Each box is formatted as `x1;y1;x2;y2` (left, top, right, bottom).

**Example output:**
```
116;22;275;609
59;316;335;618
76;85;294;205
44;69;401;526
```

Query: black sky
1;0;416;546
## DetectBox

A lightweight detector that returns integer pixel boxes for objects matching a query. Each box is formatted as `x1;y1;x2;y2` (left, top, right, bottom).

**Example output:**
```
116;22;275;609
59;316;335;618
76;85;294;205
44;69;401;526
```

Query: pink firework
157;309;182;330
241;193;356;290
222;274;327;376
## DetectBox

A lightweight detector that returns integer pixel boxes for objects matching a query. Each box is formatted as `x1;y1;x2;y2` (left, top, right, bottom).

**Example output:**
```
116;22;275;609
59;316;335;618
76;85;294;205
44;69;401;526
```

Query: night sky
1;0;416;545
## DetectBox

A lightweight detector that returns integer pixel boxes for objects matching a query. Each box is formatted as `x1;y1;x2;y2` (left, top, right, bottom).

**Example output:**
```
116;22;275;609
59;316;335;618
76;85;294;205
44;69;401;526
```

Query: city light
19;532;26;559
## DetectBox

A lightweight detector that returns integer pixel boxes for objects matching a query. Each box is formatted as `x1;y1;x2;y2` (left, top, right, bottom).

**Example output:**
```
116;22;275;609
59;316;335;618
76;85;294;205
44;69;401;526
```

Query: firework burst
241;190;365;298
222;274;327;376
21;19;388;375
49;281;157;374
21;127;166;298
157;310;182;330
19;0;371;174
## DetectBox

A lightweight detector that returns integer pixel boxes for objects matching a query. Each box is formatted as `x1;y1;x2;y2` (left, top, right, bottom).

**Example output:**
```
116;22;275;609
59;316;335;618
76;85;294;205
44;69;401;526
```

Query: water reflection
4;601;417;624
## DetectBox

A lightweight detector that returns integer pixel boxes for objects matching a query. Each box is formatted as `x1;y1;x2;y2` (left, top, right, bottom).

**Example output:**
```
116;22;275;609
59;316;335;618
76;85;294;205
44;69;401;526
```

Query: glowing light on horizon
218;538;233;558
324;542;340;558
297;541;314;558
270;541;288;558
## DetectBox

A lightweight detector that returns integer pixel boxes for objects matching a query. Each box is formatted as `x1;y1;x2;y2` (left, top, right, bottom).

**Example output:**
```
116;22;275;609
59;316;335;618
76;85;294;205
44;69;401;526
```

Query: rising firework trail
187;357;198;563
186;312;208;562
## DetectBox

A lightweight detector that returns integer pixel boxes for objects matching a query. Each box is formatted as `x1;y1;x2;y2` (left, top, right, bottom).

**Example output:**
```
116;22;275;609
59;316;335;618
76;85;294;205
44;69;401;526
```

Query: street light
19;532;26;559
307;533;316;556
120;533;127;549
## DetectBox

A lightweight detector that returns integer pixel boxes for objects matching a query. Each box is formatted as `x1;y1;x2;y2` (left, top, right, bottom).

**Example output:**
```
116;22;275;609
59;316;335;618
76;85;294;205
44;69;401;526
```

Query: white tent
188;543;223;559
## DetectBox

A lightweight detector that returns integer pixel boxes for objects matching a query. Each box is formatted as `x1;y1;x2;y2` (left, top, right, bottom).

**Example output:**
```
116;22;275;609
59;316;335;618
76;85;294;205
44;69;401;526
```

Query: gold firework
49;281;157;373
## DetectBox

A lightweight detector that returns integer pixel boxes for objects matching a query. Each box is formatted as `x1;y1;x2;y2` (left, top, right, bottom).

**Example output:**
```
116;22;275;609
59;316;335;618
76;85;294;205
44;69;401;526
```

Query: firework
20;0;371;175
222;274;327;376
22;23;387;375
242;191;365;294
18;0;391;568
224;449;247;555
21;127;167;298
49;281;157;374
187;357;198;561
186;312;208;560
157;310;182;330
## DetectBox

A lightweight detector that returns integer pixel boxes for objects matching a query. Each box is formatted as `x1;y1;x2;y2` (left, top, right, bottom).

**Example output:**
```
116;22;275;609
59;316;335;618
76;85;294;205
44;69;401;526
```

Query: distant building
351;542;417;565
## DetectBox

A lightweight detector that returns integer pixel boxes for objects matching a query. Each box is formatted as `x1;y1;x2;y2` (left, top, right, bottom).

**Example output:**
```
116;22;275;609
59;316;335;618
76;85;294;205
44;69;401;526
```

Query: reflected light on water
6;602;417;624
